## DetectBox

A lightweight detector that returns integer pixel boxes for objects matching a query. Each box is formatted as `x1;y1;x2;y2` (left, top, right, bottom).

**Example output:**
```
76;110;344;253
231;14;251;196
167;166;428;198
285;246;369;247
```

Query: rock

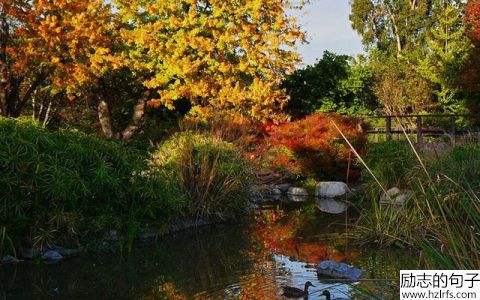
380;187;413;205
315;182;351;198
270;188;282;196
275;183;291;193
1;255;20;264
317;260;364;281
316;199;348;214
51;246;80;258
287;187;309;196
287;194;309;202
250;184;282;203
42;250;63;261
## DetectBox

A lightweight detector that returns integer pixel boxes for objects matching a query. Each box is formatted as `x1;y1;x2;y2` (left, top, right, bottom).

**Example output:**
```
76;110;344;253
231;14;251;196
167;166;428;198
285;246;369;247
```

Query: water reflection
0;201;417;299
315;199;348;214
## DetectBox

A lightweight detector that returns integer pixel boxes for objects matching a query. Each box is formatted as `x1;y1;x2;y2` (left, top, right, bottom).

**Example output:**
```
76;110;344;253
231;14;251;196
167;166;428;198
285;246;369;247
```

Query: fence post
450;115;456;146
417;116;423;147
386;116;392;141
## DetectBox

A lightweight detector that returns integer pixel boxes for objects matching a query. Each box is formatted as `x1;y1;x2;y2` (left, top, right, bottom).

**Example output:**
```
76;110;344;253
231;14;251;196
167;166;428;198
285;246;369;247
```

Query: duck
283;281;315;298
321;290;351;300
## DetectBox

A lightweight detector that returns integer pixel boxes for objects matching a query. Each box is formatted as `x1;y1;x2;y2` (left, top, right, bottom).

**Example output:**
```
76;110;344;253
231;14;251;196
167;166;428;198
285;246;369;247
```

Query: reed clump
350;137;480;268
148;132;252;221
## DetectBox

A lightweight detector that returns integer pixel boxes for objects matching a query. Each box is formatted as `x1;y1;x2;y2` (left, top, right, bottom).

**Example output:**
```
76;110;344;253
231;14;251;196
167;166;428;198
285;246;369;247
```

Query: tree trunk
98;100;114;139
386;8;403;56
120;90;151;141
98;90;152;141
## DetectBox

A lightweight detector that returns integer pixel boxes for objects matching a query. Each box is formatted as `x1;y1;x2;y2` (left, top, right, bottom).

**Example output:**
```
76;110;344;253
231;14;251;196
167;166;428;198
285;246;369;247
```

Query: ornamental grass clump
0;117;182;254
149;132;252;221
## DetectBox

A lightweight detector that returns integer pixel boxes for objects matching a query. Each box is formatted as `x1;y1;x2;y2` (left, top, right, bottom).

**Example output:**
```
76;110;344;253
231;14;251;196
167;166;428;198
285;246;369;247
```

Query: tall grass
334;118;480;268
149;132;252;221
368;143;479;267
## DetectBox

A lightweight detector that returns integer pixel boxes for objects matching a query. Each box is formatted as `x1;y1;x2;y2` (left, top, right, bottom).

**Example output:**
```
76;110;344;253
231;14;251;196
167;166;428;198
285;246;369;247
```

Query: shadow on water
0;199;418;299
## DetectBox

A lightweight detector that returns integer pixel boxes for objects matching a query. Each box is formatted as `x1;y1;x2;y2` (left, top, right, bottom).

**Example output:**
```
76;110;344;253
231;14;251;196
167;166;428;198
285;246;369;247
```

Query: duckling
321;290;351;300
283;281;315;298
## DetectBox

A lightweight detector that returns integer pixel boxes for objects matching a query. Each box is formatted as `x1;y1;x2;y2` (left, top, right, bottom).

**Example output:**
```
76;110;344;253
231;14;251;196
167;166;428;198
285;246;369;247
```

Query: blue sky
293;0;365;66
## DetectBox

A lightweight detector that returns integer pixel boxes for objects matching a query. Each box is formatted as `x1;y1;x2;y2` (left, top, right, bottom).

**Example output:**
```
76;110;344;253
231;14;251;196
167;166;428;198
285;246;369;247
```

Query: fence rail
363;114;480;146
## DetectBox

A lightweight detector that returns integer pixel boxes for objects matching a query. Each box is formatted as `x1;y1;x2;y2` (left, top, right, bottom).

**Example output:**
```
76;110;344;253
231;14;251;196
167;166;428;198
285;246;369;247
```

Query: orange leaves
466;0;480;45
262;113;366;180
3;0;304;122
4;0;117;94
118;0;304;122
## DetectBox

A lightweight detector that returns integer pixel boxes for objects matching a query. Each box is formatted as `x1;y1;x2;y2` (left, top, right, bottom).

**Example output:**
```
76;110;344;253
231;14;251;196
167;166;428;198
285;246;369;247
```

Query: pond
0;199;418;299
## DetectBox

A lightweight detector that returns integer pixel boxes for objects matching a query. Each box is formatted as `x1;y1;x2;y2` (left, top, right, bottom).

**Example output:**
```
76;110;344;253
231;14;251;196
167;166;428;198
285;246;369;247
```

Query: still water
0;200;418;299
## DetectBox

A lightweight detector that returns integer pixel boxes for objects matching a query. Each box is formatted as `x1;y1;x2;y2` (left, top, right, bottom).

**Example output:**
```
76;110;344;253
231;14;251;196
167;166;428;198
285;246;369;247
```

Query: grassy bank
354;140;480;268
0;118;252;256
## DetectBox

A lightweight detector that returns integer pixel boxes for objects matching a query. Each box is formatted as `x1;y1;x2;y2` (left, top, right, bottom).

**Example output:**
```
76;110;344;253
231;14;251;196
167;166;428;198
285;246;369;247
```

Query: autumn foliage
461;0;480;100
115;0;304;124
261;113;366;180
0;0;116;116
1;0;305;137
466;0;480;45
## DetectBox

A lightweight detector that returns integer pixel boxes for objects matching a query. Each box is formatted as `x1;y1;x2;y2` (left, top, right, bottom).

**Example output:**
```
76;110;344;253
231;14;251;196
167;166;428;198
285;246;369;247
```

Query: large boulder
317;260;364;281
315;182;351;198
380;187;413;206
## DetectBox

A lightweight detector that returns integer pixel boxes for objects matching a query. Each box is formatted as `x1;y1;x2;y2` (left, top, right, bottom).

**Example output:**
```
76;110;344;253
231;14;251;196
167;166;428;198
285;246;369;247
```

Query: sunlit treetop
2;0;119;96
114;0;305;123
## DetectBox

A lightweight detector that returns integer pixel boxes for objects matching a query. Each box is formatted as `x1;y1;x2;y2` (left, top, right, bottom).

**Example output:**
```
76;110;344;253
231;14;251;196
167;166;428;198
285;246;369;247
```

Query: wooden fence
363;114;480;146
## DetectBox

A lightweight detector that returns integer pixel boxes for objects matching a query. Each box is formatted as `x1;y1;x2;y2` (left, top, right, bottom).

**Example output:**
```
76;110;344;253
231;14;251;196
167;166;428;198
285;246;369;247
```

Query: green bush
149;132;252;221
0;117;183;254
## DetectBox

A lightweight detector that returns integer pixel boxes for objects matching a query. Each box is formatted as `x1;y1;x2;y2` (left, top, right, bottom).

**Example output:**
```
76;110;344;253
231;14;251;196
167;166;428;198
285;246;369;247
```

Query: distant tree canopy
350;0;476;114
283;51;378;118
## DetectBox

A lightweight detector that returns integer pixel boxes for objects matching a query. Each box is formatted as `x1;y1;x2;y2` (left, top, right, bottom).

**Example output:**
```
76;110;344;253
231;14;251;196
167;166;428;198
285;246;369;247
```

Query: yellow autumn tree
108;0;304;137
0;0;116;117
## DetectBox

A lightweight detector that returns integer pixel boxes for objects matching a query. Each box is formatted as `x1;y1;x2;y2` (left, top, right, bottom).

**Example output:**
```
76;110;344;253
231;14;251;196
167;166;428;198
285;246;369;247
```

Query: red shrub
262;113;366;180
466;0;480;45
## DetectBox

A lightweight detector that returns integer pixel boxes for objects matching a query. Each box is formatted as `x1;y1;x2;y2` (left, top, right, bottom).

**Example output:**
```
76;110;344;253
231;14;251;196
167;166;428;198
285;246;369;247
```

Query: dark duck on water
321;290;351;300
283;281;315;298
